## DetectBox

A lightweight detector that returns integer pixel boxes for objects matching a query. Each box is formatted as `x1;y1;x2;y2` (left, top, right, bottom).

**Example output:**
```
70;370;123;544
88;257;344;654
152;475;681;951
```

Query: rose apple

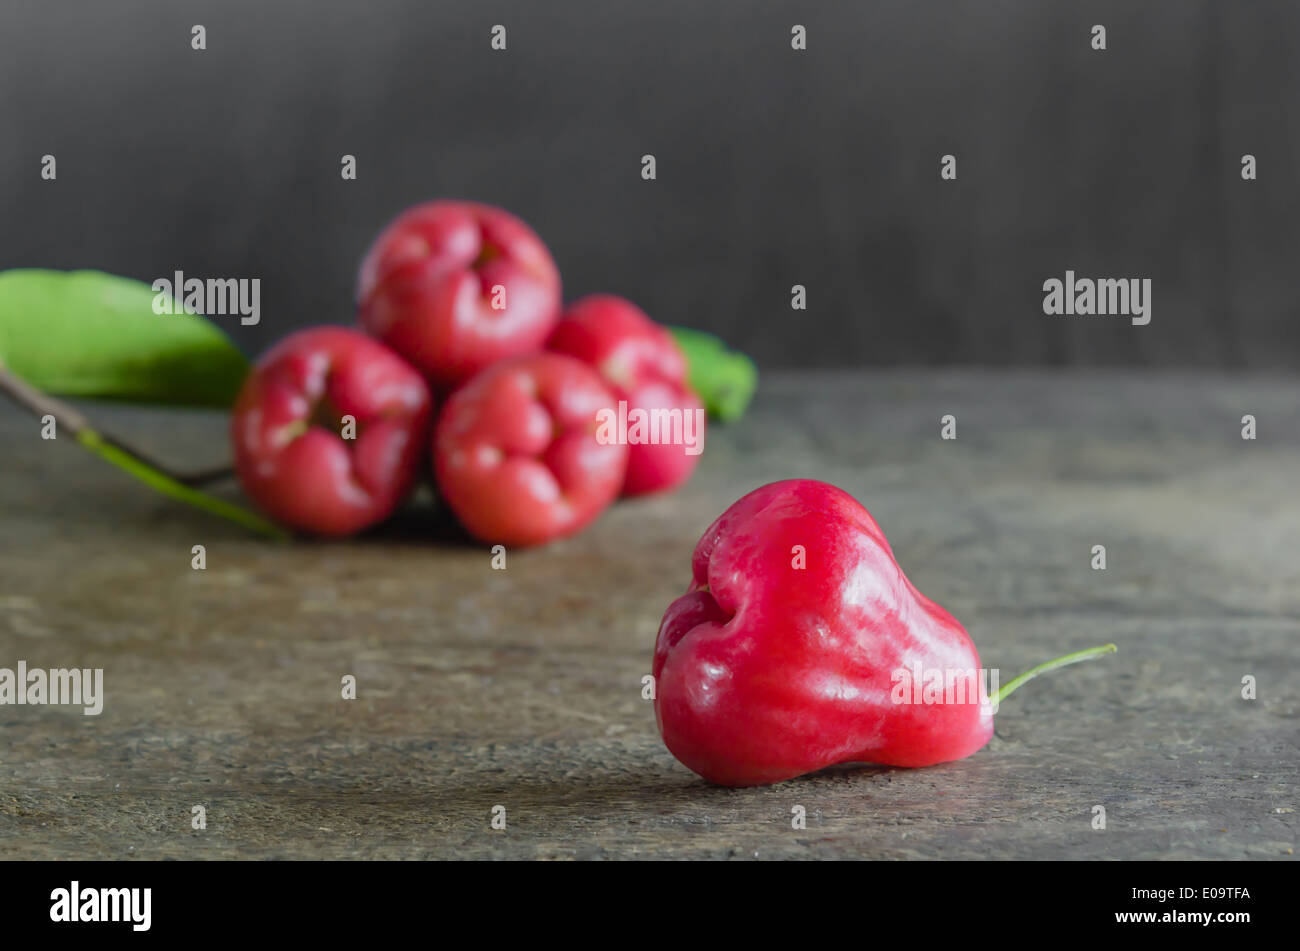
231;327;432;537
546;294;704;496
653;479;994;786
434;352;628;546
357;200;561;390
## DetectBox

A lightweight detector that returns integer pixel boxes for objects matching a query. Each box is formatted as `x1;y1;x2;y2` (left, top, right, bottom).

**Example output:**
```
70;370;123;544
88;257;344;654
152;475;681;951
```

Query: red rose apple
357;200;562;391
546;294;705;496
231;327;432;537
654;480;994;786
433;352;628;547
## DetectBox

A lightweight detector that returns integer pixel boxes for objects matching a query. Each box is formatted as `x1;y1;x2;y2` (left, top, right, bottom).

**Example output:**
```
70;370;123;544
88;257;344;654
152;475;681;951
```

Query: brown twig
0;364;233;485
0;362;284;538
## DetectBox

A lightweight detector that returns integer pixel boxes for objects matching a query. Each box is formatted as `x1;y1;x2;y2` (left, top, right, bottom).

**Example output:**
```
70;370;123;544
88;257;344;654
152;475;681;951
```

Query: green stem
76;429;288;540
1;361;284;540
996;643;1117;705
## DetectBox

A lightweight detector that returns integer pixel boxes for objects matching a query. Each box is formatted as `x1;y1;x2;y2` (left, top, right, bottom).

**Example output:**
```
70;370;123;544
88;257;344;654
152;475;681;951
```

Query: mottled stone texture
1;371;1296;859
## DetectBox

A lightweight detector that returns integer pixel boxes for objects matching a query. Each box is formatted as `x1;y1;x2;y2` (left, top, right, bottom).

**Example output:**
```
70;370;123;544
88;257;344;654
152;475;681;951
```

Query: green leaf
0;268;249;406
668;325;758;423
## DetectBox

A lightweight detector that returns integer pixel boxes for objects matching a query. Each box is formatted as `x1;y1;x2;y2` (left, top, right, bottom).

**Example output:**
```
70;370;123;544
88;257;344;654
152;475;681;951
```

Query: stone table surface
1;370;1296;860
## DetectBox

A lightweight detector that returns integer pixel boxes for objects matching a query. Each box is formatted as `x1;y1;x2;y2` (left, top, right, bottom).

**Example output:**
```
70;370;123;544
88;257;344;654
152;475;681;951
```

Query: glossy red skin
654;479;994;787
546;294;704;496
357;200;561;391
231;327;433;537
433;352;628;547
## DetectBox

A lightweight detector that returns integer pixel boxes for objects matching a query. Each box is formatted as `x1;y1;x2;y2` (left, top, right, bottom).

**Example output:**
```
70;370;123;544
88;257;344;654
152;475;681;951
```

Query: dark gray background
3;0;1298;369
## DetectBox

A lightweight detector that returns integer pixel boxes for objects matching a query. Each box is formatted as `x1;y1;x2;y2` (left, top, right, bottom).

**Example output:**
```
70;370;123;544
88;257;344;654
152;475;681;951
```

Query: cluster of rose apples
230;200;704;545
